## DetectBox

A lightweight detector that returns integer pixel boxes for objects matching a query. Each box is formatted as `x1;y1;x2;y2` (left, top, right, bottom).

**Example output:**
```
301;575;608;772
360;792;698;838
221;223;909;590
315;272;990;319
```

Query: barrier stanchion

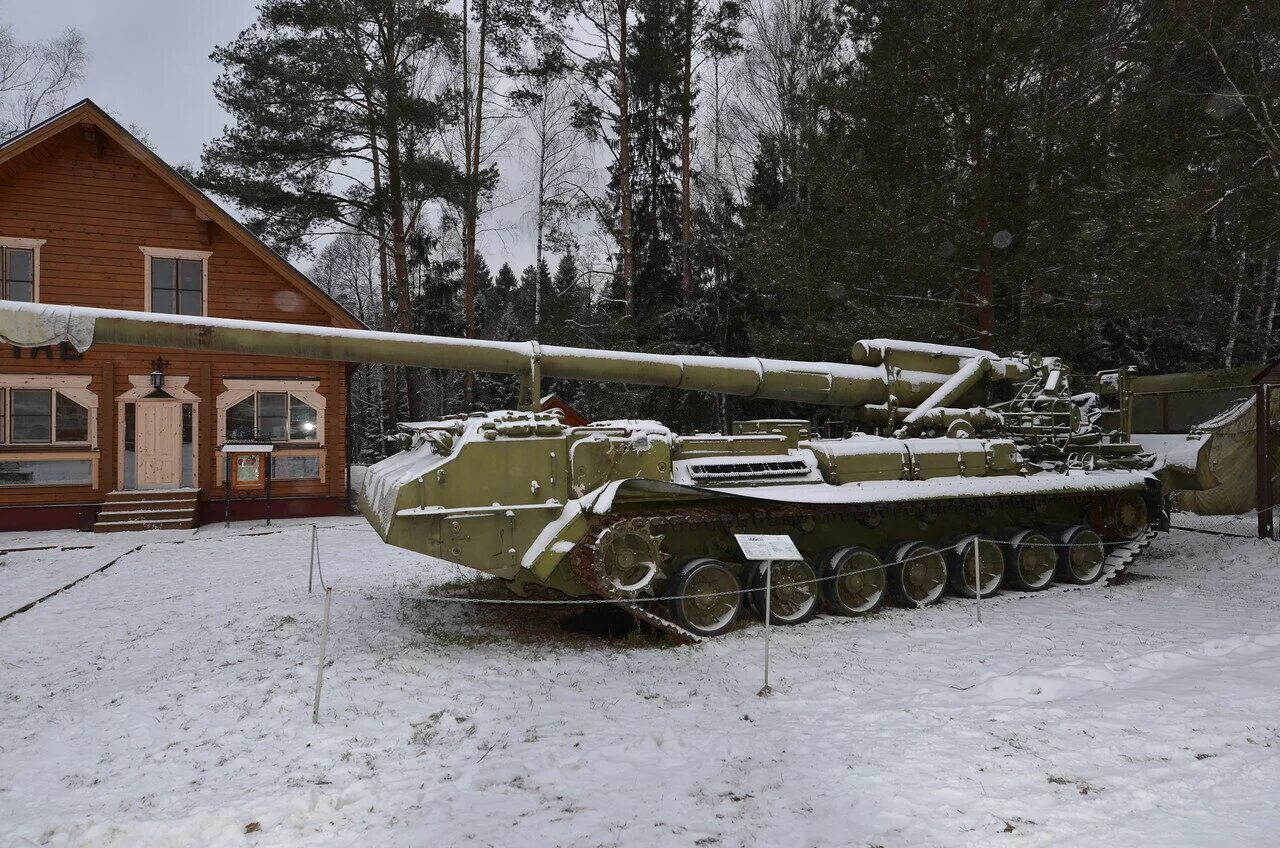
758;560;773;697
312;585;333;725
308;524;318;594
308;524;328;593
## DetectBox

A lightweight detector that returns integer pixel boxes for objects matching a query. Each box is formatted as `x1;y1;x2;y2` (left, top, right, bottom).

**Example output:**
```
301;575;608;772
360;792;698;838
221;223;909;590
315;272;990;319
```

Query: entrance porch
93;488;199;532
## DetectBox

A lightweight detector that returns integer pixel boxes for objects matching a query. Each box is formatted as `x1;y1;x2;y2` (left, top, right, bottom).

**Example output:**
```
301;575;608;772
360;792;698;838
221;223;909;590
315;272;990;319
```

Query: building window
2;387;90;444
0;238;44;302
123;402;136;490
0;458;93;486
271;453;322;480
0;375;97;489
2;246;35;302
225;392;319;443
216;381;324;485
151;257;203;315
141;247;209;316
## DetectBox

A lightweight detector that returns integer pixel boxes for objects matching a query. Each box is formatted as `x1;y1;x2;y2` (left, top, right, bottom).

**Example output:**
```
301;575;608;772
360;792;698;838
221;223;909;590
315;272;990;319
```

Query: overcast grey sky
4;0;541;271
6;0;258;170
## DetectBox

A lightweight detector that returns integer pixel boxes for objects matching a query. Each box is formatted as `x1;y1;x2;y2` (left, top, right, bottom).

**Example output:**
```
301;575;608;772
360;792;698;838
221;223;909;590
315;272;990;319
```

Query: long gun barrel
0;301;1027;409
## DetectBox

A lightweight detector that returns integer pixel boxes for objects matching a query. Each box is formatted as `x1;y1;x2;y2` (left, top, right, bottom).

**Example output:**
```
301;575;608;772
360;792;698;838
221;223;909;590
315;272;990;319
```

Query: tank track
566;493;1160;645
1100;527;1155;584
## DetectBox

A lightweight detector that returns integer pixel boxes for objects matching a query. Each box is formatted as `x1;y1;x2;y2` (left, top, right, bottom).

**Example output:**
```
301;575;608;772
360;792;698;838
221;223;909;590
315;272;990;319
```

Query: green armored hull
359;411;1161;638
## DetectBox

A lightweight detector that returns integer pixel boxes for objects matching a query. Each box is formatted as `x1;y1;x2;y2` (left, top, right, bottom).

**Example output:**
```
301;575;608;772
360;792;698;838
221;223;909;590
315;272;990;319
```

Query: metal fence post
308;524;317;594
758;561;773;697
312;586;333;724
1258;384;1272;540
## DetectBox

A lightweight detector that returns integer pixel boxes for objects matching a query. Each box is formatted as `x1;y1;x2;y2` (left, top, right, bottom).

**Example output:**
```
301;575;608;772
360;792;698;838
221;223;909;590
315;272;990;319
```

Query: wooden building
0;100;364;531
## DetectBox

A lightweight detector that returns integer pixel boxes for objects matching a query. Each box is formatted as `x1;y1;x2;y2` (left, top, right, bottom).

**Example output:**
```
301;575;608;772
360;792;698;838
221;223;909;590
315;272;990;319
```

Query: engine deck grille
687;459;810;480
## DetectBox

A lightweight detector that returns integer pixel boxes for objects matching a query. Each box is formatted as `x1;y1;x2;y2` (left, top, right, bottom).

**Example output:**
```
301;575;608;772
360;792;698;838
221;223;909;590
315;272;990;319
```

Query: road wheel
1004;530;1056;591
887;541;947;607
819;546;887;616
1057;525;1106;585
747;559;821;625
946;535;1005;599
664;558;743;638
1090;491;1149;541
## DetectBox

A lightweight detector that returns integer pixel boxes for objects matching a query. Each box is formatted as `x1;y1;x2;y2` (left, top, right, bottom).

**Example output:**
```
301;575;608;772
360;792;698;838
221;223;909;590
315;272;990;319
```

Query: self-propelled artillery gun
0;301;1174;641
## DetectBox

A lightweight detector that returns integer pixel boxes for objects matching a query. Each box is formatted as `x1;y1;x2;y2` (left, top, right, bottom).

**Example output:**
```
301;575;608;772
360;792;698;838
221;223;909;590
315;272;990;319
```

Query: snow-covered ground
1;517;1278;847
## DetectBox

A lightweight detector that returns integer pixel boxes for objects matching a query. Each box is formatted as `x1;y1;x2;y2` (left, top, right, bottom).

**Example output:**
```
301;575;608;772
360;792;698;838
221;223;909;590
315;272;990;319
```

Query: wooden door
136;402;182;488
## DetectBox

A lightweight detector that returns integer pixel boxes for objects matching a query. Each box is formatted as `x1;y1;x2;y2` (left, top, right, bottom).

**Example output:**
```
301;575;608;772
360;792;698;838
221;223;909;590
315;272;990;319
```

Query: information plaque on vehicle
734;533;804;561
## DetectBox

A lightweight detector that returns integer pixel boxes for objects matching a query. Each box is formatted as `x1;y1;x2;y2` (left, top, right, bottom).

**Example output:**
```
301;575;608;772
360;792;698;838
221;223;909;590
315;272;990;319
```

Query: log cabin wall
0;106;361;531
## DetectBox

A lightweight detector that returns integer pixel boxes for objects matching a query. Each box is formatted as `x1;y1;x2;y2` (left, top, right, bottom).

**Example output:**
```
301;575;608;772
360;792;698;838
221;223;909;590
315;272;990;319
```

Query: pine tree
674;0;740;297
521;72;586;323
549;0;638;314
459;0;548;407
533;252;591;415
516;262;553;336
732;0;1202;373
548;252;587;342
194;0;463;420
495;261;520;299
626;0;684;320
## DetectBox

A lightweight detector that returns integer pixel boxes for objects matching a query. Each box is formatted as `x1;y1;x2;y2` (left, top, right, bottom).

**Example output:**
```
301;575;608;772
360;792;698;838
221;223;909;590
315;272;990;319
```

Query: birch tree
548;0;638;315
521;73;586;326
0;23;85;137
675;0;740;297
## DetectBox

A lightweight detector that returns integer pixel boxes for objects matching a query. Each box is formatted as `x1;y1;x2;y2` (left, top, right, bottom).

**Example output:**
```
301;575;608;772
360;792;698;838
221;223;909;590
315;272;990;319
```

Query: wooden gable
0;99;362;330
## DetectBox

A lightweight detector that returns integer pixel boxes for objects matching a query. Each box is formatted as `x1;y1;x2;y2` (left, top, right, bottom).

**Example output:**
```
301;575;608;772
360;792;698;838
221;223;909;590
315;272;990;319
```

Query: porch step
97;507;194;522
103;489;198;502
94;517;197;532
98;499;197;512
97;494;194;507
95;490;200;532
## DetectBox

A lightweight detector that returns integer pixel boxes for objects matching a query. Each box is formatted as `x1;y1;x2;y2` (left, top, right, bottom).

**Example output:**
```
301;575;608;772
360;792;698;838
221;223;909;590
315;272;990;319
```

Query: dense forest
33;0;1280;460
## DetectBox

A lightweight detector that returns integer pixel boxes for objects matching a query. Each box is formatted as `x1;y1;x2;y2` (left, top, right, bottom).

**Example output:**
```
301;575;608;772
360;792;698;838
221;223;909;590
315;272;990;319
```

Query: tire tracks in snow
0;544;145;624
0;523;332;624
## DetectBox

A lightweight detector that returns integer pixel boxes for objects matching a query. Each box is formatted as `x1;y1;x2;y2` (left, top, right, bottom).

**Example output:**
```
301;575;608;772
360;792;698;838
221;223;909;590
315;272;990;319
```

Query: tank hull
357;412;1162;606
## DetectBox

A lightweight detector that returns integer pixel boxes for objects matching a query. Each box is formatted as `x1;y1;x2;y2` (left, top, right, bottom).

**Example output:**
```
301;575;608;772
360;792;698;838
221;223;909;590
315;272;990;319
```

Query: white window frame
0;374;97;447
140;246;211;316
215;379;326;484
0;451;98;489
216;379;326;446
0;237;46;303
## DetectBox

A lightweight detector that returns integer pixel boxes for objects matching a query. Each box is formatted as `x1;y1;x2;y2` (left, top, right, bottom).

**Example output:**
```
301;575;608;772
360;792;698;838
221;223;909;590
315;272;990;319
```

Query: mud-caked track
568;491;1162;643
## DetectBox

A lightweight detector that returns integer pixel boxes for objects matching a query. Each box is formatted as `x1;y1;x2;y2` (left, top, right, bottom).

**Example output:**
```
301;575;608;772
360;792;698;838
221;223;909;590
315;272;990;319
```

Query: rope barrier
302;522;1168;700
311;533;1141;607
297;504;1268;703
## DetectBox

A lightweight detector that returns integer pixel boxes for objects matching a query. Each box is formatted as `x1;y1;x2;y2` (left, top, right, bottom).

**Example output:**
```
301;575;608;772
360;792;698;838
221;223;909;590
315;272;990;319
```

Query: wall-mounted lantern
149;357;168;390
147;357;172;399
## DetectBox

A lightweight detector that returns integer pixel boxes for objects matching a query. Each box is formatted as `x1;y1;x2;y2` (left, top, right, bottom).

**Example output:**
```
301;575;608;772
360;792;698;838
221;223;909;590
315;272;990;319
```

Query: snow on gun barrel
0;301;1024;406
0;299;1198;641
